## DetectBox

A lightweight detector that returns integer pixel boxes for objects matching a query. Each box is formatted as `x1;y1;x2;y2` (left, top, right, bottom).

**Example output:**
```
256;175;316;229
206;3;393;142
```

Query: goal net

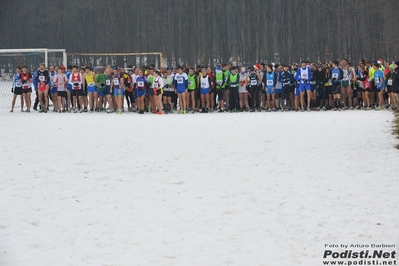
67;52;163;70
0;48;66;109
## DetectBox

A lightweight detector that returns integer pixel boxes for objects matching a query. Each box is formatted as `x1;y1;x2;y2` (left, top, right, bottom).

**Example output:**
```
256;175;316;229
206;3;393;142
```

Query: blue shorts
177;88;186;94
98;90;104;97
266;87;275;94
200;88;210;95
87;85;97;93
113;87;124;96
294;87;300;96
50;87;57;94
299;83;311;92
274;89;281;94
137;89;146;98
310;84;316;92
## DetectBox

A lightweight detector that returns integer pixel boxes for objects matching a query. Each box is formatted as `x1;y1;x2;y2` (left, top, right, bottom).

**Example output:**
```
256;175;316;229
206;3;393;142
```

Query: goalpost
67;52;163;70
0;48;66;109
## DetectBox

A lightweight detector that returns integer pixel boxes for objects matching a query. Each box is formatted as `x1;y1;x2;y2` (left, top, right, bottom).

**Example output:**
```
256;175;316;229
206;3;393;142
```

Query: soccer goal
67;52;163;70
0;48;67;109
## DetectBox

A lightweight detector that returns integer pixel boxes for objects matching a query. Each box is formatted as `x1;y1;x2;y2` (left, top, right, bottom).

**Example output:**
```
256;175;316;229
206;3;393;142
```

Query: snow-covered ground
0;110;398;266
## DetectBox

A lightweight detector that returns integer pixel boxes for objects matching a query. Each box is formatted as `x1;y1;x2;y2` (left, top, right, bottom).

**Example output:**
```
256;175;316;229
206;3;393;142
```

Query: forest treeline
1;0;398;66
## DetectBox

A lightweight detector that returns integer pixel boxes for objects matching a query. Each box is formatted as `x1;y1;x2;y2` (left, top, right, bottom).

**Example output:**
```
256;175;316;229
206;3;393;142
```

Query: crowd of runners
9;58;399;114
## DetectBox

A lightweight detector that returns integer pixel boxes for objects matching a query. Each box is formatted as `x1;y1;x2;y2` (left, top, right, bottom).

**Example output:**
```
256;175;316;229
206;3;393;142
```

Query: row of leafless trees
1;0;398;67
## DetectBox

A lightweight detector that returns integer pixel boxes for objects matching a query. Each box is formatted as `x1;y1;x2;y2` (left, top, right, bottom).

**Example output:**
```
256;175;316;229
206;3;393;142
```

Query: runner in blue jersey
173;66;188;114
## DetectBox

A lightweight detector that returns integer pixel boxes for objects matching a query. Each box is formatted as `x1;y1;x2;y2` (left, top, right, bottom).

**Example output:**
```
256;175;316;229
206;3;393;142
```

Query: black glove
100;83;105;87
73;83;79;86
332;78;336;81
22;80;27;84
303;79;308;83
11;87;13;93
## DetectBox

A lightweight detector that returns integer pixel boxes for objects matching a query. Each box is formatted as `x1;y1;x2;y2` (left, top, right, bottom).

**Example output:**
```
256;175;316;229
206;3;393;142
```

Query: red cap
254;64;261;70
60;65;66;70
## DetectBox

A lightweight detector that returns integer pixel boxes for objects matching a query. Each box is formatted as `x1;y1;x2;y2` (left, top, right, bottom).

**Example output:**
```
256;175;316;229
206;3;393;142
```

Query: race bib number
201;82;207;87
216;80;222;86
332;73;338;79
310;81;316;85
39;76;45;81
177;77;183;84
266;80;273;86
188;80;193;86
301;73;308;79
388;79;393;86
106;80;111;86
88;82;95;86
114;79;119;86
251;80;257;85
23;84;29;89
138;81;144;87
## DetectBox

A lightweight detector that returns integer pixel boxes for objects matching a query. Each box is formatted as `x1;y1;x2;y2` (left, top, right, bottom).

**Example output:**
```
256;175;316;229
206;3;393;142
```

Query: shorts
72;90;84;97
22;88;32;93
98;90;105;97
294;87;300;96
13;87;23;95
67;86;73;91
299;83;311;92
146;87;154;96
163;90;172;97
325;86;332;95
87;85;97;93
103;87;111;95
332;82;341;95
216;89;224;101
274;89;282;94
200;88;210;95
239;87;247;93
176;88;186;94
363;88;371;92
50;87;57;94
57;91;67;98
266;87;275;94
38;84;48;92
386;86;392;93
341;80;350;88
114;88;124;96
376;86;384;92
136;89;146;98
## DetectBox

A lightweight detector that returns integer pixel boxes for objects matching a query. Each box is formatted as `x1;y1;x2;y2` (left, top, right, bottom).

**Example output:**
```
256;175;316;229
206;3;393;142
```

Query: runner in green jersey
215;66;226;112
96;69;107;112
222;63;231;110
187;67;197;113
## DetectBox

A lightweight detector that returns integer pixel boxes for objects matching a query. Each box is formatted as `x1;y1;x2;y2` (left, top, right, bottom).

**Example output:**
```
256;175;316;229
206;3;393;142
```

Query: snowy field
0;110;398;266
